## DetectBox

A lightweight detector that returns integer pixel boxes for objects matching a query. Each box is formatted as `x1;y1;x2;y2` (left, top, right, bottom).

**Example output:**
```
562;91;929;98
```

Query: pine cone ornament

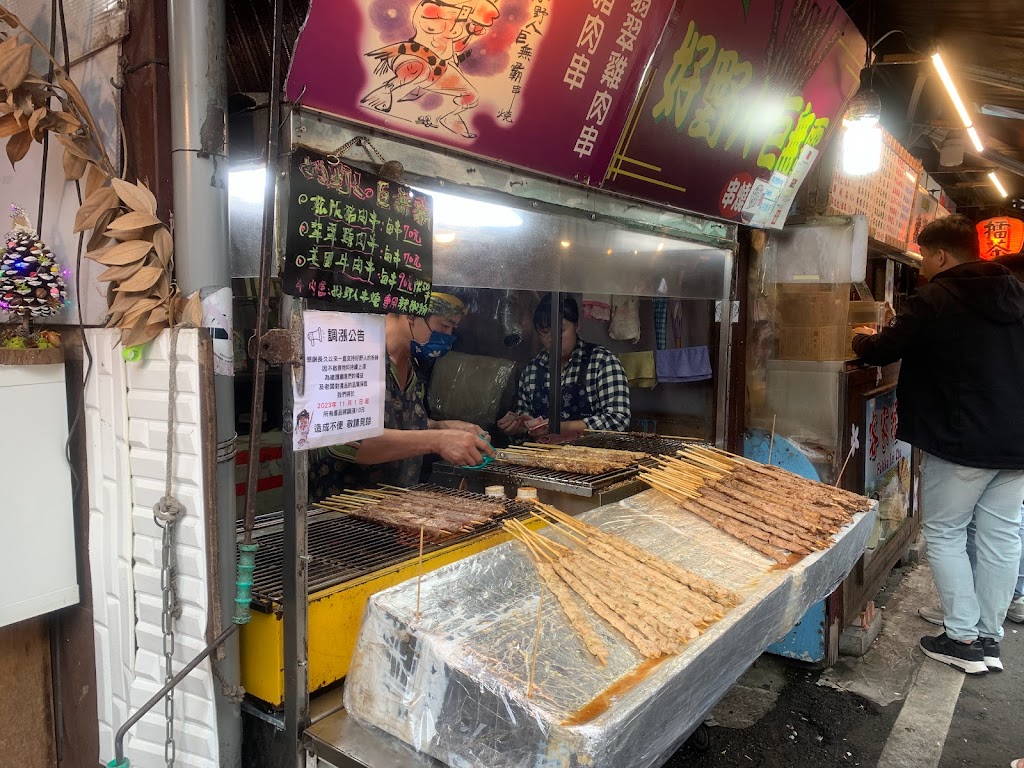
0;206;67;318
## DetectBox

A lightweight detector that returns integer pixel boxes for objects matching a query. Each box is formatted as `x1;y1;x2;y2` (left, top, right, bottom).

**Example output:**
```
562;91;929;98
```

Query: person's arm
428;418;490;438
348;428;493;467
499;364;537;436
852;292;934;366
582;351;631;432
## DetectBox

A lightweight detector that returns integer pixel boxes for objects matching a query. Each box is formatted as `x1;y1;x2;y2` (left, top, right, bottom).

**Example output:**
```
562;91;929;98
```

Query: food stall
234;103;736;711
226;0;871;764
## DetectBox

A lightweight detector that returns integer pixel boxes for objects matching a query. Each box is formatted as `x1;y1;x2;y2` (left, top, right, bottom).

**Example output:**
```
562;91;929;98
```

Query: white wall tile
88;328;220;767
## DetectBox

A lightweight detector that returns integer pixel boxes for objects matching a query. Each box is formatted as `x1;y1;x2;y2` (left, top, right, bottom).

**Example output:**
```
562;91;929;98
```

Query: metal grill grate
457;460;642;496
241;485;534;610
572;432;710;456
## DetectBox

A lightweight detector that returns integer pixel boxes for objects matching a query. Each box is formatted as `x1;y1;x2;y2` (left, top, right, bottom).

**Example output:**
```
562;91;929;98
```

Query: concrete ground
666;552;1024;768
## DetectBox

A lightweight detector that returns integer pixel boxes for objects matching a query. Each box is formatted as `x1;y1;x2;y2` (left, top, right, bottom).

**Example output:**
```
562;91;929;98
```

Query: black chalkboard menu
282;148;433;315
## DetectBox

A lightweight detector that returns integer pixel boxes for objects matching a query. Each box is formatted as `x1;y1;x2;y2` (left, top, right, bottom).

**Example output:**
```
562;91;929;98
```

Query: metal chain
331;135;387;165
155;326;185;767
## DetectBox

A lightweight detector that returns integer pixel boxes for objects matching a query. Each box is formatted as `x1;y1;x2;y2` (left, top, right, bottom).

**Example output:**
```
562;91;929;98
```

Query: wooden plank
0;618;56;768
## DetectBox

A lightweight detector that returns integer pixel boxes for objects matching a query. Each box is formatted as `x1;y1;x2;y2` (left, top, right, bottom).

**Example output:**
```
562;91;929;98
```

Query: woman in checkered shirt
498;294;631;438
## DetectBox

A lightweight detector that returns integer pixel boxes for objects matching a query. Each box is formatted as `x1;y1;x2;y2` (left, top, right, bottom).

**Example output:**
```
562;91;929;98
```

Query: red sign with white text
286;0;673;185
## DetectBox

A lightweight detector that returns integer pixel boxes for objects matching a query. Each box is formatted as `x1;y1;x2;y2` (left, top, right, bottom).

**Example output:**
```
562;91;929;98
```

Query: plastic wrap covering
427;351;518;427
344;490;876;768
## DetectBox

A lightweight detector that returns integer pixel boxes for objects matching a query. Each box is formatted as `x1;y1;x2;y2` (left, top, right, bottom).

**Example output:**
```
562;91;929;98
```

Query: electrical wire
51;0;94;493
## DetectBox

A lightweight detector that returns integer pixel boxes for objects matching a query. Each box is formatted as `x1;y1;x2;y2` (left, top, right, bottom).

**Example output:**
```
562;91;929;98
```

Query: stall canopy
272;0;865;228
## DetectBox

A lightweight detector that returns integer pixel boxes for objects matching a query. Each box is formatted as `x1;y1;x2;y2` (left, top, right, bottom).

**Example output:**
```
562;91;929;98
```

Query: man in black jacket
853;214;1024;675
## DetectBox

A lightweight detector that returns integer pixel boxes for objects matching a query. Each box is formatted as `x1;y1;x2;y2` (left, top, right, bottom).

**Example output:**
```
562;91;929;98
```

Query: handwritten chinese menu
283;149;433;315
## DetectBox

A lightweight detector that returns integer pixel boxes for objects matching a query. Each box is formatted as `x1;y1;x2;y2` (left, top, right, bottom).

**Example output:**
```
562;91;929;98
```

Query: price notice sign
283;149;433;315
293;310;386;452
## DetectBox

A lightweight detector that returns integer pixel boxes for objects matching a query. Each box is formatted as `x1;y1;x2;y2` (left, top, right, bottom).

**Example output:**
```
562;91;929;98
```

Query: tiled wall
86;329;220;766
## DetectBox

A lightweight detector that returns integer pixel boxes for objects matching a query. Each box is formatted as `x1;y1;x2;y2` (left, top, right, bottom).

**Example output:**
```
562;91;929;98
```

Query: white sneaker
919;605;945;626
1008;596;1024;624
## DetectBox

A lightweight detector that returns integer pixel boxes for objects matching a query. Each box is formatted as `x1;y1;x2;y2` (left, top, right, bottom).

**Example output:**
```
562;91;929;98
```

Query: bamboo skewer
634;446;868;565
527;589;544;698
415;527;424;622
504;504;743;664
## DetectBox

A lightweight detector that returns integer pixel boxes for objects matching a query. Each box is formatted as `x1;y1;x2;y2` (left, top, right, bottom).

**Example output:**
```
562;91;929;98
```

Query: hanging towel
609;295;641;343
618;351;657;388
655;346;712;383
653;297;669;350
582;293;612;322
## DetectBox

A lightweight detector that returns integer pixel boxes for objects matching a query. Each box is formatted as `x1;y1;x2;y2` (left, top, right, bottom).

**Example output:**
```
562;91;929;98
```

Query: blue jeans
921;453;1024;642
967;505;1024;600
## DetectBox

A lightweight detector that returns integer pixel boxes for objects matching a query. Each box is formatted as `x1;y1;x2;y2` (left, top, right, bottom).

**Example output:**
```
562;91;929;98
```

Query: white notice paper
292;310;386;452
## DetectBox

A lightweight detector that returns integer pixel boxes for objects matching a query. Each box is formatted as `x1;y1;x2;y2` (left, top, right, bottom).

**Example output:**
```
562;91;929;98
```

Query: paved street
667;552;1024;768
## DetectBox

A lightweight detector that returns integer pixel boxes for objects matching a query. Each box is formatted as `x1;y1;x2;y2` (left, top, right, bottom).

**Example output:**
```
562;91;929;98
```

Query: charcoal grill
238;485;538;705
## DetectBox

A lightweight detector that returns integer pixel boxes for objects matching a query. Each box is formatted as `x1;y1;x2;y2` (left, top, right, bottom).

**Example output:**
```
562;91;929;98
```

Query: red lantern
977;217;1024;260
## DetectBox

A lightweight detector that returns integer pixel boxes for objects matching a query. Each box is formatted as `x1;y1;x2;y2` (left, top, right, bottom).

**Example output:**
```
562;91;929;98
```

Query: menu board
283;148;433;315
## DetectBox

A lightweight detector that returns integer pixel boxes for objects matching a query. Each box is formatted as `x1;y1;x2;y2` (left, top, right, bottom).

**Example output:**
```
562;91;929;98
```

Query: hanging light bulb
842;88;883;176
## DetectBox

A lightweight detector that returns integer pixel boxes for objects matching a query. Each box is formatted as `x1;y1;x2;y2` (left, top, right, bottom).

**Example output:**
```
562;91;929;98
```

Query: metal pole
242;0;285;544
548;290;562;435
715;253;735;449
167;0;240;764
281;296;310;767
113;626;239;766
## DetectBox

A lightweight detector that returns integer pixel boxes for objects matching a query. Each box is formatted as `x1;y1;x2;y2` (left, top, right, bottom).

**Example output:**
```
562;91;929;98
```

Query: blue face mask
411;330;457;360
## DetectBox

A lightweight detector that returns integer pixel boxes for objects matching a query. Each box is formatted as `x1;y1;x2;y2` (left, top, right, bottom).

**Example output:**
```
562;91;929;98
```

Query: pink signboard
603;0;866;223
286;0;673;185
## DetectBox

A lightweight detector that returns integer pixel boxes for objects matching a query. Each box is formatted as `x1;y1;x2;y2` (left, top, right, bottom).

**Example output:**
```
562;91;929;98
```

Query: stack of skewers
639;447;873;564
504;503;743;664
314;486;505;542
496;444;649;475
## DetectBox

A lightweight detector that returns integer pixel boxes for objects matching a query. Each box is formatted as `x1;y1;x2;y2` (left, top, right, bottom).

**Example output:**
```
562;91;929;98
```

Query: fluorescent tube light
966;126;984;153
932;51;985;152
989;171;1008;197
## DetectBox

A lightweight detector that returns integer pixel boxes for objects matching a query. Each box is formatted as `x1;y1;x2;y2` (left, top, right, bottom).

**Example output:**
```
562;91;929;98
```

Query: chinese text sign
284;149;433;314
285;0;673;185
604;0;866;227
293;311;386;451
864;390;912;535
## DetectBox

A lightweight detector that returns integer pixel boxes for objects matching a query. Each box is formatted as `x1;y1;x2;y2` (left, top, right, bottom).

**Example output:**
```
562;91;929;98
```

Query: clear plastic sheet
345;490;876;768
427;351;518;427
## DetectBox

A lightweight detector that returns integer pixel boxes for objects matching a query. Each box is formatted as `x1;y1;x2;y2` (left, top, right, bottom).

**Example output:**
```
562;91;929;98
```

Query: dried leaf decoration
73;186;119;233
0;40;30;89
108;210;162;230
62;144;87;180
115;265;164;293
5;125;29;165
97;261;145;283
112;178;157;215
0;8;182;345
153;226;173;268
97;240;152;266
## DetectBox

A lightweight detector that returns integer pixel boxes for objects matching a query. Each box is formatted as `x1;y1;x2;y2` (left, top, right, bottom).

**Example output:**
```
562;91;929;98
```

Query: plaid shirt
515;339;631;431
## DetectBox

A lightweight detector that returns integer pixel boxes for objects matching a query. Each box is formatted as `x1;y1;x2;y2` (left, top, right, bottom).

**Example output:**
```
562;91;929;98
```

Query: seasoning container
484;485;506;498
516;486;538;501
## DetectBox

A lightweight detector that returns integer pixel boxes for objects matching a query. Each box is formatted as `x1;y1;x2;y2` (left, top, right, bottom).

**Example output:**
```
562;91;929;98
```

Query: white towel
609;295;641;344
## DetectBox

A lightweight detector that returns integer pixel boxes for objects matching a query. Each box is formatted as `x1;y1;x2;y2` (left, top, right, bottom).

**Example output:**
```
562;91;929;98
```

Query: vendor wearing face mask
498;293;631;439
309;292;494;497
